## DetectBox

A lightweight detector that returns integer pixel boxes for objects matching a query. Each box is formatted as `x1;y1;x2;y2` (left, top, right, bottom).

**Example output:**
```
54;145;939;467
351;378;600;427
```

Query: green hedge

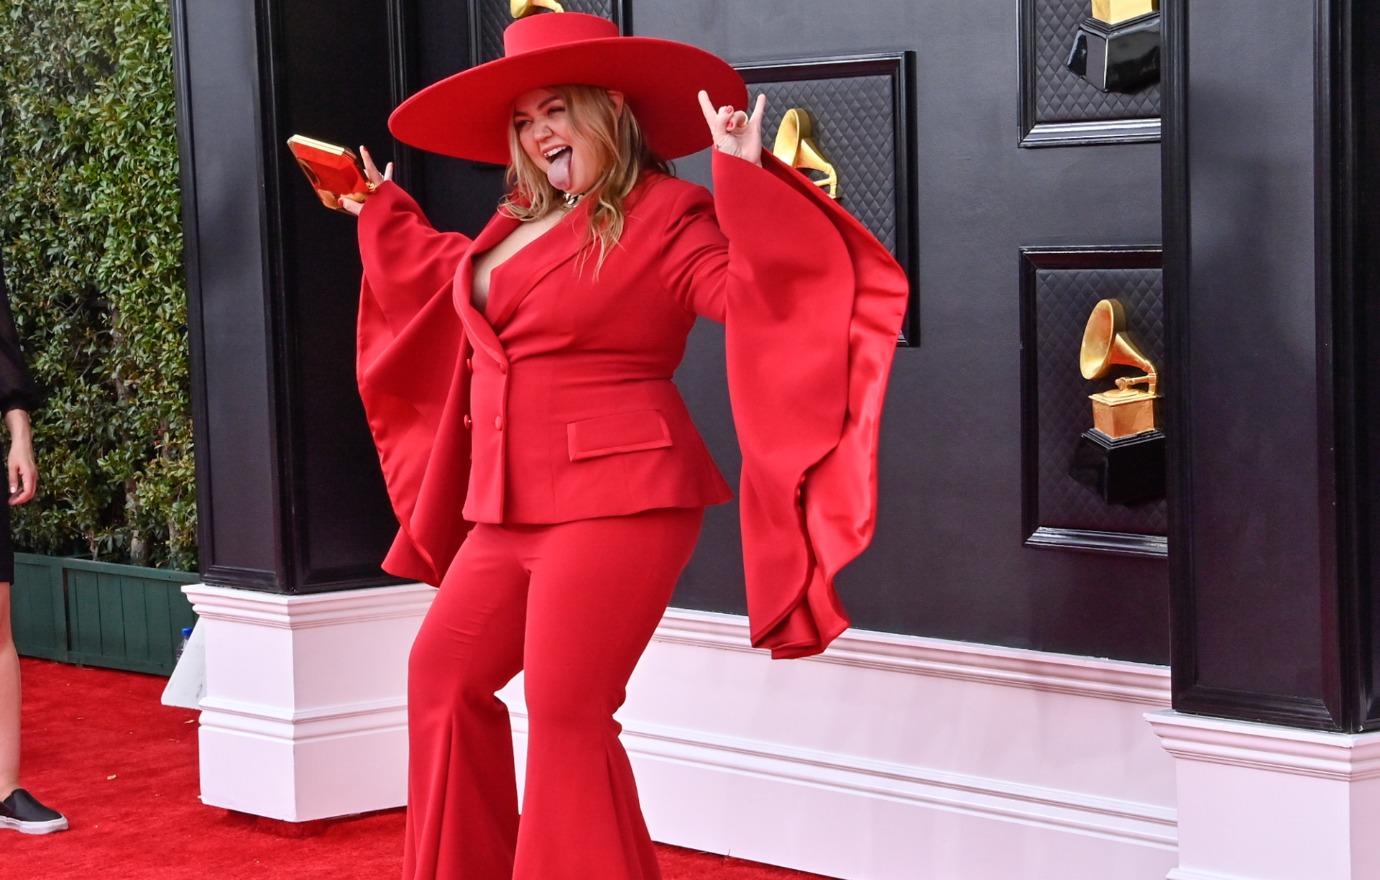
0;0;196;569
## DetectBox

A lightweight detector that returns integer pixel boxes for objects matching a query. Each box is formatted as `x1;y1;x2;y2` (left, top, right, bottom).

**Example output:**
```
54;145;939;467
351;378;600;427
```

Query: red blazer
356;151;908;658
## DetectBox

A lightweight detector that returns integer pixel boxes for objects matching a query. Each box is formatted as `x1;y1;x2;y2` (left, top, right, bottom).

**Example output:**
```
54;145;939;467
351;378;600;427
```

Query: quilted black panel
741;73;898;254
1028;0;1160;124
474;2;618;65
1032;266;1167;536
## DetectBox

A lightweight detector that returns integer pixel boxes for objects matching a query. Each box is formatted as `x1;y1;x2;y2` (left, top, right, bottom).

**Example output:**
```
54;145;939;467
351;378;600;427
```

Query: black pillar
1163;0;1380;731
172;0;422;593
1333;0;1380;730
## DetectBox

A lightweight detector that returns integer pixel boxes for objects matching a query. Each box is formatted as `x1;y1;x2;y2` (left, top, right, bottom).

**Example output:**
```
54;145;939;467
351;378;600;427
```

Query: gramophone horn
771;108;839;199
1079;299;1154;379
512;0;563;18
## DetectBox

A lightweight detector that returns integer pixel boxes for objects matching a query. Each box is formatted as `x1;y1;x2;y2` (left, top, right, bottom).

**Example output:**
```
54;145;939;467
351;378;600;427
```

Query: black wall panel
1320;0;1380;730
1357;0;1380;729
175;0;280;582
1164;0;1344;728
1183;1;1322;701
1018;0;1161;145
1019;248;1166;556
737;55;918;344
270;1;402;586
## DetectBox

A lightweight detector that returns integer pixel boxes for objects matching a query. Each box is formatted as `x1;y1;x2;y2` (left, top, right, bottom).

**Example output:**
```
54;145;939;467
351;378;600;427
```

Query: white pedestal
1148;709;1380;880
183;582;434;822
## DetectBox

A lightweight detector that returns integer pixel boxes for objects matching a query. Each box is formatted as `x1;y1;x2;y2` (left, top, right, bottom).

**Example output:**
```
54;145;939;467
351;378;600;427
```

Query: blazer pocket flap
567;410;673;462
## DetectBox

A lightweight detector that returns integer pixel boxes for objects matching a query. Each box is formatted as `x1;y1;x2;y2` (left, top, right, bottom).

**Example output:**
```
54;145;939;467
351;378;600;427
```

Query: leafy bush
0;0;196;569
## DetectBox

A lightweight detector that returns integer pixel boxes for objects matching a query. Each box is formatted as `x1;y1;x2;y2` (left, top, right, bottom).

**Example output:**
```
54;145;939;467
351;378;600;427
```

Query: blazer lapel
453;211;519;367
484;197;595;330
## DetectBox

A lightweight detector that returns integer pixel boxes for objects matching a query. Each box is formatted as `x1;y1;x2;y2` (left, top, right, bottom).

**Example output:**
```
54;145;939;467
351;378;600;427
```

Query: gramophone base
1065;11;1162;94
1090;390;1159;438
1069;428;1166;505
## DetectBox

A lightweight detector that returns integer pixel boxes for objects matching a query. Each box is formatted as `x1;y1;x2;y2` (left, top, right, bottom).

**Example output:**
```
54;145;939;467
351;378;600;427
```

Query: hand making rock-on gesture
697;90;768;167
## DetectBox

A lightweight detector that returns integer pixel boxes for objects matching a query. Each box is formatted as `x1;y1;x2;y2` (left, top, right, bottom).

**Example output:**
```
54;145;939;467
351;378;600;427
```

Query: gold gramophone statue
771;108;839;200
1069;298;1165;504
1065;0;1161;93
1081;298;1158;438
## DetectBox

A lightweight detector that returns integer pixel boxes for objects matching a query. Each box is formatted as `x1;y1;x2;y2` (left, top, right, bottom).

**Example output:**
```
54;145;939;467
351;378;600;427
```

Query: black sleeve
0;258;42;414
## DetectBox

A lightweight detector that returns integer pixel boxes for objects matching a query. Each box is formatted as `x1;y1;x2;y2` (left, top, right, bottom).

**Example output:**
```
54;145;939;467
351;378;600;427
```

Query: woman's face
512;86;621;196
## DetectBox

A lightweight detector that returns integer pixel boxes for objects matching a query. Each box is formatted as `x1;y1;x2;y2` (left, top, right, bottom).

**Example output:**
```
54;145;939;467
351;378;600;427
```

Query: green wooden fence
9;553;198;675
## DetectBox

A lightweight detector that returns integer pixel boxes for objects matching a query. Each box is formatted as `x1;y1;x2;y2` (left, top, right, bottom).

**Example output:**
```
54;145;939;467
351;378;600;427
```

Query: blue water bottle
176;625;194;661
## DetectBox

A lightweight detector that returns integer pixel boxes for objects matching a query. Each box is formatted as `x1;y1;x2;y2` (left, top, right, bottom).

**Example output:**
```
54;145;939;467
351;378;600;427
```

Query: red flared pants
403;506;704;879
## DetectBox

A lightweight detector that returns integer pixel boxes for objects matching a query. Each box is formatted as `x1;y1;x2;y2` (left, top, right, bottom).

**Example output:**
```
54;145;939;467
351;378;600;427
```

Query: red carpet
3;658;832;879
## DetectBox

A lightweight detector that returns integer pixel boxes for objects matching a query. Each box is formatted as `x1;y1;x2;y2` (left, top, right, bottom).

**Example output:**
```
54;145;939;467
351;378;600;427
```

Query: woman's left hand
5;410;36;506
338;145;393;217
698;91;767;166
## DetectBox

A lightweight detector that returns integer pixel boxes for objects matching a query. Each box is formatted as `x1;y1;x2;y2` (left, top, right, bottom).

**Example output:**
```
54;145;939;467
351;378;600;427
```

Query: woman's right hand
339;145;393;217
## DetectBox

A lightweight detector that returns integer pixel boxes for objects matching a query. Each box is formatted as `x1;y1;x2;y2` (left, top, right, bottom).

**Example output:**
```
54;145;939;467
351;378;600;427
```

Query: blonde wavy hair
502;85;671;273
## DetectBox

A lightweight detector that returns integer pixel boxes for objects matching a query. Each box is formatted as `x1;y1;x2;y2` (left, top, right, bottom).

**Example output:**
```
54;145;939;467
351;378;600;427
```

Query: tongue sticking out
546;148;573;192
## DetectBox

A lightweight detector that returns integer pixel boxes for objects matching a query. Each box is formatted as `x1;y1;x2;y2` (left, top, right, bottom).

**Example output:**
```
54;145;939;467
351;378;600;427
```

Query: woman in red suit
344;12;907;879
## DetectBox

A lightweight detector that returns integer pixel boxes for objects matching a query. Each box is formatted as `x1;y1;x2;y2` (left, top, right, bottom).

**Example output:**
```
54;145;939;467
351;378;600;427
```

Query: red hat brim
388;36;748;165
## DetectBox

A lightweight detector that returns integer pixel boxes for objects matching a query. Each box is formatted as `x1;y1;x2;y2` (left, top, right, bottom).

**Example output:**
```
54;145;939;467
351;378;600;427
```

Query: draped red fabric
355;183;475;586
714;152;909;658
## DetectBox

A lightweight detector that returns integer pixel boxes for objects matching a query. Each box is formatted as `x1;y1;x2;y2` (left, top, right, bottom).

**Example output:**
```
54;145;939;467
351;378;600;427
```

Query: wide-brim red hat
389;13;748;165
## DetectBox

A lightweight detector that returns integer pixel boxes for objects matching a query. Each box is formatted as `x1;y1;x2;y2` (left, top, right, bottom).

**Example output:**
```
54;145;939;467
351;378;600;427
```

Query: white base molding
1148;710;1380;880
182;584;1178;877
183;582;433;822
501;608;1178;880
